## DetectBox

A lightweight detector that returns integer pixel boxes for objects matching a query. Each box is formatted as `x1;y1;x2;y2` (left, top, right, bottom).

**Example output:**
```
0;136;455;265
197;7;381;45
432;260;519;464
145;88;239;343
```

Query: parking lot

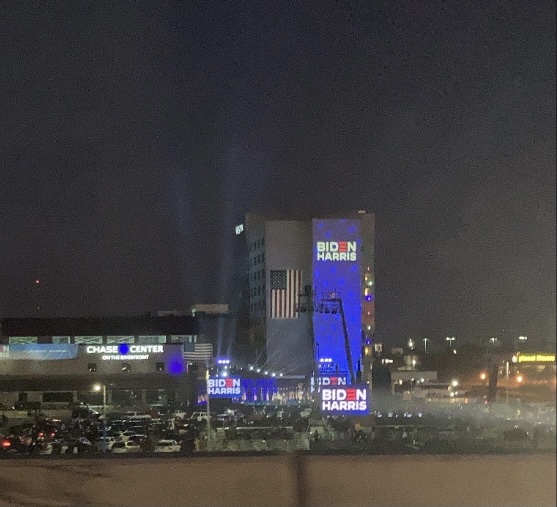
1;398;555;459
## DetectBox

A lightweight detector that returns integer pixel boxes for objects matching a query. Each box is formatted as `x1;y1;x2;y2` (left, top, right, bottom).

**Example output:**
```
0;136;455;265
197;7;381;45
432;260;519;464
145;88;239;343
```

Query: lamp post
205;367;212;451
446;336;455;349
93;383;107;453
505;361;510;405
423;338;429;354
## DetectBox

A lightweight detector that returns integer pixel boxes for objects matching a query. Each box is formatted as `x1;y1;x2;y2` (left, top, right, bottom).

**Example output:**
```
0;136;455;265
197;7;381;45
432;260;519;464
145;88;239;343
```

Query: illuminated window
9;336;38;344
106;336;134;344
52;336;70;344
74;336;102;344
171;335;197;344
138;335;166;344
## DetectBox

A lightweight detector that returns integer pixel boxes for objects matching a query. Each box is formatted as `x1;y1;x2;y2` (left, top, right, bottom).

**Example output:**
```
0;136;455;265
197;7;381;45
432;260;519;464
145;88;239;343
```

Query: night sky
1;1;555;347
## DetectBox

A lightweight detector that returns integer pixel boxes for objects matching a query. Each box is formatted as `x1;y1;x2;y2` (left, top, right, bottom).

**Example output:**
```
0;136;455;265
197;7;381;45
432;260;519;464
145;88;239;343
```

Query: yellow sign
517;353;556;363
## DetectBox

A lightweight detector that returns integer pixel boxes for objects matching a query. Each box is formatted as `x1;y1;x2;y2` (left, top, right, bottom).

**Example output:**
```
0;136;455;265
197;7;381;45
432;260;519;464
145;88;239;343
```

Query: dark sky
1;1;555;346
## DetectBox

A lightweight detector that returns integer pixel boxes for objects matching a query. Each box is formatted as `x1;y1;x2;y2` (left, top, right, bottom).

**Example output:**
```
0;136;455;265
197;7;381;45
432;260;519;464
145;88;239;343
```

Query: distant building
236;211;375;377
0;315;204;408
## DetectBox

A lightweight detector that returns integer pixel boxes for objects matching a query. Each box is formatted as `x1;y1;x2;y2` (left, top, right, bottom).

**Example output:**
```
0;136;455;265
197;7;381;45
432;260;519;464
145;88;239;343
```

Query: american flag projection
270;269;302;319
183;342;213;361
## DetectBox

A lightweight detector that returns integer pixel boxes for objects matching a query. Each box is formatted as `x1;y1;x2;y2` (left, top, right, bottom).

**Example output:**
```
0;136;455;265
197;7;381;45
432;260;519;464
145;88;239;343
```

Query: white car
191;412;211;422
96;436;118;452
111;430;137;442
154;439;181;453
111;440;142;454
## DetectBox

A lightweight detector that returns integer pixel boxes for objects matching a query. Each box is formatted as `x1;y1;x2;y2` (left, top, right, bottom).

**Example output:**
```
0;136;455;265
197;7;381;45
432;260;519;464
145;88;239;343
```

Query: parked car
0;436;28;454
61;437;93;454
111;440;142;454
123;412;152;421
154;439;181;453
128;434;147;445
96;436;119;452
190;412;213;422
110;430;137;442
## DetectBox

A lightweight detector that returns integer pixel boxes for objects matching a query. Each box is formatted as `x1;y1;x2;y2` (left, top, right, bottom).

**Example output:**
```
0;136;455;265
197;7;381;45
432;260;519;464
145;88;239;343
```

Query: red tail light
1;440;11;448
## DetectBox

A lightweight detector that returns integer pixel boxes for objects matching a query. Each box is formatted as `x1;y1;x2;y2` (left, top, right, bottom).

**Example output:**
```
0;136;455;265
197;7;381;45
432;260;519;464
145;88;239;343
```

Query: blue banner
3;344;79;360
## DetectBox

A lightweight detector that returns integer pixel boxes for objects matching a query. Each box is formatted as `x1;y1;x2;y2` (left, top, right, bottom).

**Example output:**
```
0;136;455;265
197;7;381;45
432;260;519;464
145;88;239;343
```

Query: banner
1;344;79;360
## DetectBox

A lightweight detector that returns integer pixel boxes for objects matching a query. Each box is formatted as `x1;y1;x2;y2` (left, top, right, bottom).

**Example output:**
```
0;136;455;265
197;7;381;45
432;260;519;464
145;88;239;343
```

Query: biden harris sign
319;385;370;416
208;376;242;398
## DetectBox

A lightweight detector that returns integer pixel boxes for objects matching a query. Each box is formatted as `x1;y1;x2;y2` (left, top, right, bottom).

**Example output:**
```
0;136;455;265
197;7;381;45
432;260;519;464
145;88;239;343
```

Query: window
261;237;265;246
122;363;131;372
52;336;70;344
170;335;196;344
9;337;38;344
74;336;102;344
261;252;265;262
43;392;73;403
106;336;135;344
138;335;166;344
88;363;97;372
156;362;165;372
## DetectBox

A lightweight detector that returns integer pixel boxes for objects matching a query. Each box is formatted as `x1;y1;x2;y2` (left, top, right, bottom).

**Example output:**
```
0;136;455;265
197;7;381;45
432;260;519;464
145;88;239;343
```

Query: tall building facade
241;211;375;377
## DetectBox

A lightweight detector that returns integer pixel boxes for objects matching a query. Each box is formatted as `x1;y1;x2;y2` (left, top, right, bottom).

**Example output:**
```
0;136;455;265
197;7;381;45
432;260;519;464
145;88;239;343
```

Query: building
0;315;206;408
239;211;375;378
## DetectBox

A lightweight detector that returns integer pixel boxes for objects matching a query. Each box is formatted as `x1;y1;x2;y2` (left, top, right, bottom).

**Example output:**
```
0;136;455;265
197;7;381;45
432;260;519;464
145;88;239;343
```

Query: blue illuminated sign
208;375;242;398
3;344;79;360
310;373;348;393
312;219;362;380
197;376;280;404
320;385;370;416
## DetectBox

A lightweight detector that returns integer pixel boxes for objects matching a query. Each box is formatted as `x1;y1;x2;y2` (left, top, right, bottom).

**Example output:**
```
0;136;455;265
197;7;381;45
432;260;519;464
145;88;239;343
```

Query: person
532;427;541;449
313;430;320;442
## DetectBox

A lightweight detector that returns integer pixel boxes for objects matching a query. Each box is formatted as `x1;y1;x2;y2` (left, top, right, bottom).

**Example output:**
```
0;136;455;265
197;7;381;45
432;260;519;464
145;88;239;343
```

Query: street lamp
205;368;212;451
92;383;107;453
446;336;455;349
423;338;430;354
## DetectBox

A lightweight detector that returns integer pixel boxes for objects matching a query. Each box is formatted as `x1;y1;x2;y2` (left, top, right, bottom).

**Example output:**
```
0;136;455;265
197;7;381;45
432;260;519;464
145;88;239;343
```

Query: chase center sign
85;344;164;361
